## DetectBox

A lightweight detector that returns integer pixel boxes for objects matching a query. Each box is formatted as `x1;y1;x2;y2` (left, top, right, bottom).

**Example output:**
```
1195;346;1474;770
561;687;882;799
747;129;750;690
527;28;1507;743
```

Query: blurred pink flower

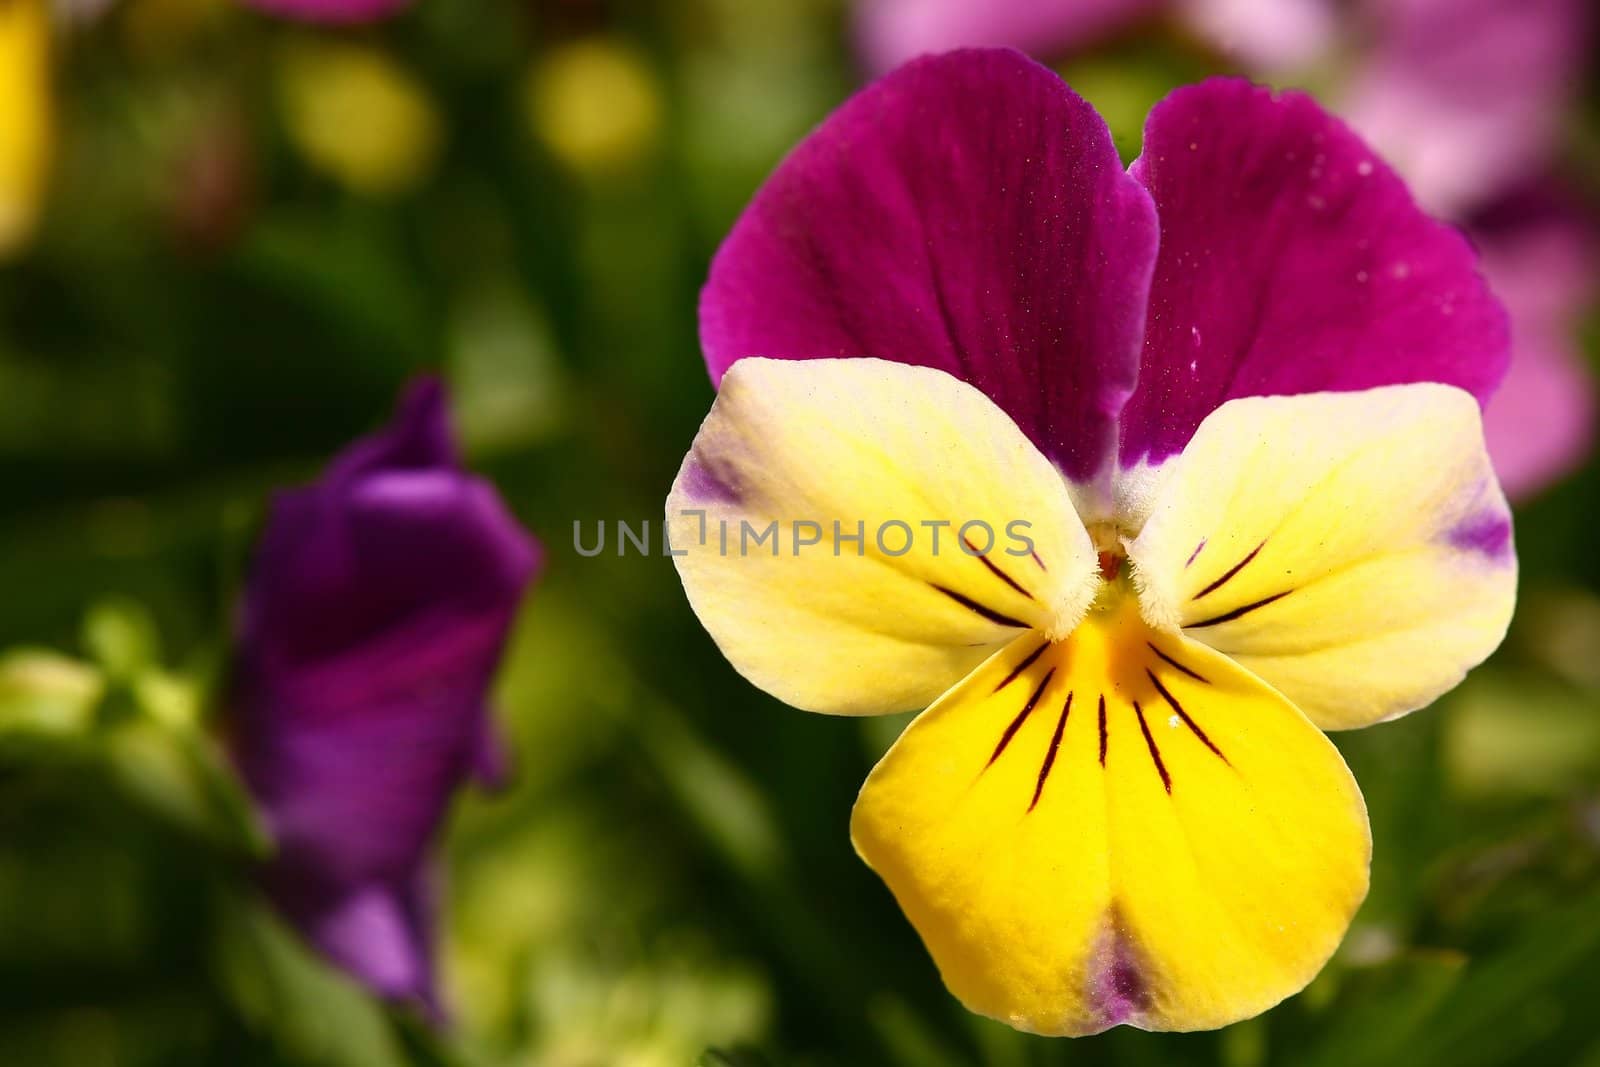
1475;192;1599;498
1180;0;1333;71
1342;0;1588;218
856;0;1327;74
857;0;1159;74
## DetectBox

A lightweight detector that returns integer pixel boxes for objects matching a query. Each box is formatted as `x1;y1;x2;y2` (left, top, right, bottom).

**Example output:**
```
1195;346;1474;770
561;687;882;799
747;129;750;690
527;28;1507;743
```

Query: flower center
1098;551;1123;582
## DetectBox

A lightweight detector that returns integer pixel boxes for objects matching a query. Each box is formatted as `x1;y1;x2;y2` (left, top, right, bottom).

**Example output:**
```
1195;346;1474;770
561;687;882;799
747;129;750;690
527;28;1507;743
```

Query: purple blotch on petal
679;452;744;506
1086;916;1151;1031
1448;508;1514;563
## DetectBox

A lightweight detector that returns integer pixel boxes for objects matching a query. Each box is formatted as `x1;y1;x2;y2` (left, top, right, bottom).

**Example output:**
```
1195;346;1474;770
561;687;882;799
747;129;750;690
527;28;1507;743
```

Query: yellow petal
0;0;52;258
851;593;1369;1035
1126;384;1516;730
667;357;1098;715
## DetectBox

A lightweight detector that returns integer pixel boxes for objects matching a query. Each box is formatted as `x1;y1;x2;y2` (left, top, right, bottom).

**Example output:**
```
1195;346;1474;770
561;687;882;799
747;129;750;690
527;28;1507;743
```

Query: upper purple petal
855;0;1159;73
1119;78;1511;468
231;376;540;1003
700;48;1159;483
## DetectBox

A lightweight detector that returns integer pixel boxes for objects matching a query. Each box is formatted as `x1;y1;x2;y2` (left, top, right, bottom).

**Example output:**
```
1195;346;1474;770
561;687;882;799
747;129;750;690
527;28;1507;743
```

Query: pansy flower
667;51;1516;1034
231;378;540;1009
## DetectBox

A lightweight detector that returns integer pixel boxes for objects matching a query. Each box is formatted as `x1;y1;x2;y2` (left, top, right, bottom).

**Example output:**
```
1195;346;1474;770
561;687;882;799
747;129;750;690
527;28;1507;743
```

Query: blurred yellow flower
0;0;52;258
277;41;440;197
528;39;662;176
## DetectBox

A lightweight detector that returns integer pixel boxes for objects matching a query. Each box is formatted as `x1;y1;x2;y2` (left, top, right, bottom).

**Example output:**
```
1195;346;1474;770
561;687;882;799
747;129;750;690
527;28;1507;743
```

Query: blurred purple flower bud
230;377;540;1009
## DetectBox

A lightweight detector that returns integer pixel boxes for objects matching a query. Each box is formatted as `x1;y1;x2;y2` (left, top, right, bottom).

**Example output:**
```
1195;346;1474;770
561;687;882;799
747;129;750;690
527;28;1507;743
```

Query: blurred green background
2;0;1600;1064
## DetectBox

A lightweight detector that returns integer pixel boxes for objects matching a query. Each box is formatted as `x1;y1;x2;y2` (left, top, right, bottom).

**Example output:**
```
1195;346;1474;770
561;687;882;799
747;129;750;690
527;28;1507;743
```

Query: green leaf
210;886;412;1067
100;718;270;859
1287;951;1466;1067
697;1050;776;1067
1295;889;1600;1067
82;598;162;682
1409;889;1600;1067
0;648;101;737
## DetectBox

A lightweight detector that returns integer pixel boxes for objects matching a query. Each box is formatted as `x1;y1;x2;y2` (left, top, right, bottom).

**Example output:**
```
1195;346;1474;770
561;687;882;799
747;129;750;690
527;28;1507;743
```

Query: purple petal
855;0;1158;73
1119;78;1510;468
325;377;459;484
469;712;513;789
231;376;540;1006
245;470;533;670
242;0;411;23
291;880;433;1004
1342;0;1590;217
1474;193;1598;498
266;863;446;1016
236;608;512;883
701;49;1159;484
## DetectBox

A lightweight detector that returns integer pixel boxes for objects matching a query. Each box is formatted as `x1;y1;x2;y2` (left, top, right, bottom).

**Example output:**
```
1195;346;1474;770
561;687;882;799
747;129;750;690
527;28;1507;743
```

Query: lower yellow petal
851;593;1369;1035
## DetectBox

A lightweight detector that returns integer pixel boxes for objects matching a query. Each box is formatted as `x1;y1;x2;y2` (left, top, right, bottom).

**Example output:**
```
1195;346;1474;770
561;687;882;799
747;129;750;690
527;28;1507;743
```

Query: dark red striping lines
1097;695;1108;765
993;642;1048;693
1187;590;1292;629
1029;692;1073;812
1193;539;1267;600
1146;642;1209;684
964;537;1037;602
985;648;1229;810
987;669;1055;767
1132;701;1172;793
1146;669;1229;765
1186;537;1293;629
929;583;1030;629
